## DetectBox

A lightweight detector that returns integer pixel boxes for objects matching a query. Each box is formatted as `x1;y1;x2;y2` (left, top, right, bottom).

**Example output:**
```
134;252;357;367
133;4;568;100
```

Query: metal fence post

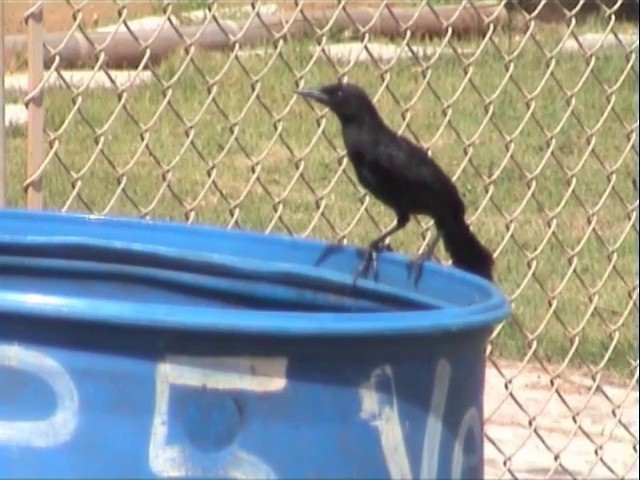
635;36;639;391
25;0;44;209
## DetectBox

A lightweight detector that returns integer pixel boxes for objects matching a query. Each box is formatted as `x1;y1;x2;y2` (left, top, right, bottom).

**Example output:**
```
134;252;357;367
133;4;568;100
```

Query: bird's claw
353;248;378;285
352;242;393;285
408;257;424;287
378;243;394;253
407;251;431;287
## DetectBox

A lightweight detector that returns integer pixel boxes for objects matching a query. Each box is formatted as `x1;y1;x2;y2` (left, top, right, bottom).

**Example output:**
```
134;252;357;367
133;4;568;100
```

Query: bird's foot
353;243;390;285
378;242;394;253
407;252;430;288
353;248;377;285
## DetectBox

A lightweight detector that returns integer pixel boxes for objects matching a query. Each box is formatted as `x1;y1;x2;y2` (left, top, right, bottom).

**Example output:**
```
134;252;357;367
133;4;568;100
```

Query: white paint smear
359;365;412;479
360;359;483;479
156;355;288;391
0;344;79;447
451;407;482;479
149;355;287;478
420;359;451;479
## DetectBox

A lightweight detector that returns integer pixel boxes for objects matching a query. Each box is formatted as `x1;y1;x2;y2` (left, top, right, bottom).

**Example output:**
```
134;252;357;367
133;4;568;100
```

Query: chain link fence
2;0;638;477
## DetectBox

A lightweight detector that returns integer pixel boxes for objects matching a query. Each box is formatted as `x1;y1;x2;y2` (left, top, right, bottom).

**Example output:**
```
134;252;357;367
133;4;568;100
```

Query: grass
4;17;638;377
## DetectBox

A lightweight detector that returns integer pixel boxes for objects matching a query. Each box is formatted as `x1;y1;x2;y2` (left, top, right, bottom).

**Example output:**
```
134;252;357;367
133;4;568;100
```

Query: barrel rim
0;209;511;336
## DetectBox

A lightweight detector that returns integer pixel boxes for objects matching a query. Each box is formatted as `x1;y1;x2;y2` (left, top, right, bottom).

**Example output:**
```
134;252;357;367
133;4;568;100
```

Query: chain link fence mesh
4;0;639;477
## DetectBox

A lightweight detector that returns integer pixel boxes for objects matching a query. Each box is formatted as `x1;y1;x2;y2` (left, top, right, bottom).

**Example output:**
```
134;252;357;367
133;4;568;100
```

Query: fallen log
4;2;507;70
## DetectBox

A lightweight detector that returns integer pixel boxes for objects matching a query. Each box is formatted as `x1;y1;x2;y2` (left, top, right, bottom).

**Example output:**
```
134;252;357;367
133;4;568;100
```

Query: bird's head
295;82;379;124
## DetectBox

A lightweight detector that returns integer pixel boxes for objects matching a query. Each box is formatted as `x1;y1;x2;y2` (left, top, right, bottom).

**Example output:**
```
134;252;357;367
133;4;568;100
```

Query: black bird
296;82;494;283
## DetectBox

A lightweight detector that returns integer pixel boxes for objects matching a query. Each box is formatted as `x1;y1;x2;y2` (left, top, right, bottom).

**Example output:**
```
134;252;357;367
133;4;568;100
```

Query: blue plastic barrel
0;209;509;479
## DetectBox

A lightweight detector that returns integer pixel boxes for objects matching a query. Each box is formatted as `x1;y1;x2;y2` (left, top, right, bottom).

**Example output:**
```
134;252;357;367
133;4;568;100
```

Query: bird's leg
353;213;409;284
408;230;442;286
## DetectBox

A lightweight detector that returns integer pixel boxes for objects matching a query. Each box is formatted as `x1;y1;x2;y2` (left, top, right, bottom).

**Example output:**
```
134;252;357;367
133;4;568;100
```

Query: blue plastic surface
0;208;510;479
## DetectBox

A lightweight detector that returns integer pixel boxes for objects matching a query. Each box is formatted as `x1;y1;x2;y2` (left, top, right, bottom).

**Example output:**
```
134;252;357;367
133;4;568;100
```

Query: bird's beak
295;88;330;106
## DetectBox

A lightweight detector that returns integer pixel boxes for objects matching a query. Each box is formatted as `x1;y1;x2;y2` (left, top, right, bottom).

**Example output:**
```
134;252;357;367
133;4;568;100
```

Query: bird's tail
436;216;494;281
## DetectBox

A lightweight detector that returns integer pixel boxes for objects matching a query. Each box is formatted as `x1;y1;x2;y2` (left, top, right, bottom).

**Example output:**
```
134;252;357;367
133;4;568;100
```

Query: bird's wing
375;136;446;184
371;135;465;217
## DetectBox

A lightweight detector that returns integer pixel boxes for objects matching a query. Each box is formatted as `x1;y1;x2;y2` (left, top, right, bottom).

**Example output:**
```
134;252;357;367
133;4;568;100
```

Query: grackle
296;82;494;283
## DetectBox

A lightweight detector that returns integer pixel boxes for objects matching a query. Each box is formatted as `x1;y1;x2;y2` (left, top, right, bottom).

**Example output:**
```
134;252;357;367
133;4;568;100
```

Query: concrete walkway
484;359;638;479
